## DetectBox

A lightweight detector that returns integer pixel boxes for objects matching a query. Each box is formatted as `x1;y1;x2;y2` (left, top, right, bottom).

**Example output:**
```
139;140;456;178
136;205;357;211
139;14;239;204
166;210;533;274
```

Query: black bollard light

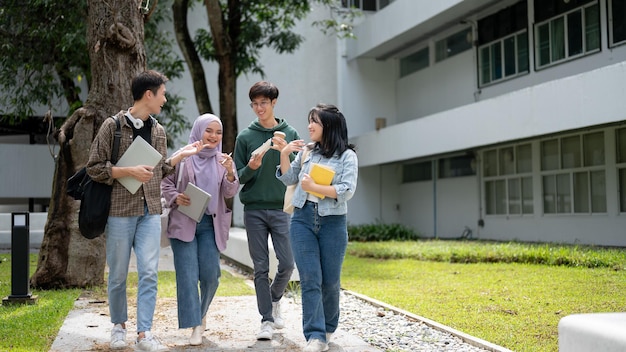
2;212;37;305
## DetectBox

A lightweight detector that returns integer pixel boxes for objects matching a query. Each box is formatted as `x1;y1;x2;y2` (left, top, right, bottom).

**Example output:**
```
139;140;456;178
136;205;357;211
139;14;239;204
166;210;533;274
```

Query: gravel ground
338;292;493;352
227;261;500;352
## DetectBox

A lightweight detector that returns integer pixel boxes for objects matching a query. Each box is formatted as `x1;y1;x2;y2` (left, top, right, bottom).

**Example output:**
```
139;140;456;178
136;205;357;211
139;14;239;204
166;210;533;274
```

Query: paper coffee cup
274;131;286;139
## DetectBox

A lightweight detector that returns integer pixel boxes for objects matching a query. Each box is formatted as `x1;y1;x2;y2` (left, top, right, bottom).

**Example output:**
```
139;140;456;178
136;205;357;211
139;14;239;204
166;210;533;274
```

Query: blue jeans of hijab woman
170;213;221;328
290;201;348;343
106;206;161;333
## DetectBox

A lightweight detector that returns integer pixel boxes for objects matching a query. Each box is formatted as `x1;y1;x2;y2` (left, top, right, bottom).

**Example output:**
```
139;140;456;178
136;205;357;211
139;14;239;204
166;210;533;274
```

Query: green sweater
234;117;300;210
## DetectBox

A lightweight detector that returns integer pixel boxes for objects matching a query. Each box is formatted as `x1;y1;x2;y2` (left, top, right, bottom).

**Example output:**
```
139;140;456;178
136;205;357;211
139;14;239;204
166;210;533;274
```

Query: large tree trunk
31;0;147;289
204;0;238;154
173;0;214;116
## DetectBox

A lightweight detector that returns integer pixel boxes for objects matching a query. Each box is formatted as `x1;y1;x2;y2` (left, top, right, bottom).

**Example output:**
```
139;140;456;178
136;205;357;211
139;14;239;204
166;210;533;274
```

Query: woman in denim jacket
161;114;239;346
276;104;357;352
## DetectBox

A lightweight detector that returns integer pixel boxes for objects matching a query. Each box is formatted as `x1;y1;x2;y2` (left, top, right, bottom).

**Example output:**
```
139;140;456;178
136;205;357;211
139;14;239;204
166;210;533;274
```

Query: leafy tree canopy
0;0;190;140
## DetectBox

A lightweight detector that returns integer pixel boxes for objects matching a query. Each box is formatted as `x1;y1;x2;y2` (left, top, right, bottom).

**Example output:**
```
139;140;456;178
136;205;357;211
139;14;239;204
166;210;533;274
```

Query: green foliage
347;240;626;269
194;0;311;77
348;222;420;242
145;0;191;144
311;0;362;39
0;0;88;122
0;0;189;142
193;0;359;78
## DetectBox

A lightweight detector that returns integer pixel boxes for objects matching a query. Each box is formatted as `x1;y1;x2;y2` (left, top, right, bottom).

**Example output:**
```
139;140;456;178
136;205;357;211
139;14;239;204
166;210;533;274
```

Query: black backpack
66;117;121;239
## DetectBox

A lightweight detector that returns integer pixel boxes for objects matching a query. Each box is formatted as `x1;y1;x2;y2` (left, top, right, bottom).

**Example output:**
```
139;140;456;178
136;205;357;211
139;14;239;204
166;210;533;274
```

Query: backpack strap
111;116;122;164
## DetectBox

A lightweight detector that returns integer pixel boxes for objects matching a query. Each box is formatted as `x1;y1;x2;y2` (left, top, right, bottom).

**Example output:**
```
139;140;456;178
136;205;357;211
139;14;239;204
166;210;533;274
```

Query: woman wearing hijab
161;113;239;346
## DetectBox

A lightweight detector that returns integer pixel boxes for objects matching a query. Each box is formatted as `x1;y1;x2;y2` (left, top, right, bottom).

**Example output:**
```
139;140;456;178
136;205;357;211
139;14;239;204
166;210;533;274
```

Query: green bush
347;222;419;242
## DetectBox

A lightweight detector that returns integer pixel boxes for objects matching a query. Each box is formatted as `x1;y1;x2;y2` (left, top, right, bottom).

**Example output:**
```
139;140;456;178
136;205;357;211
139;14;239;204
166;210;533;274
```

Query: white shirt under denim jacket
277;145;358;216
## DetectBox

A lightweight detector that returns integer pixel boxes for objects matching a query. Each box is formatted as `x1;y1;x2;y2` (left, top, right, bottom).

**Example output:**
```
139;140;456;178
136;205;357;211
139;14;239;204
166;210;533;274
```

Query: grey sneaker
272;301;285;329
303;338;329;352
110;324;127;349
256;320;274;340
135;331;169;351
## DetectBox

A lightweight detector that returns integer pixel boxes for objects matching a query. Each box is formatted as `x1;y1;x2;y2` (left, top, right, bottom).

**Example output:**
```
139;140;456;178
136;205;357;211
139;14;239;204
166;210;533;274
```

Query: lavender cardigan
161;158;239;251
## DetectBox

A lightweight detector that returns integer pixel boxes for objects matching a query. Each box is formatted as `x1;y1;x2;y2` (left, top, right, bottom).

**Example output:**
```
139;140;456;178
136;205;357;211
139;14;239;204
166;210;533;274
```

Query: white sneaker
110;324;127;349
189;325;203;346
272;301;285;329
256;320;274;340
326;332;333;343
135;331;169;351
303;338;329;352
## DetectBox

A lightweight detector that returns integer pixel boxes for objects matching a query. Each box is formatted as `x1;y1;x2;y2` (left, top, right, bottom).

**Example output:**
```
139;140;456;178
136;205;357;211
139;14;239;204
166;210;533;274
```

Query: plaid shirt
86;111;175;217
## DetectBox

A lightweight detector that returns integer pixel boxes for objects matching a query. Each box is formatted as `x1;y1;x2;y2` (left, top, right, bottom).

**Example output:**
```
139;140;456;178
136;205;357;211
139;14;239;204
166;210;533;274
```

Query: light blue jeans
170;214;221;328
290;201;348;343
106;206;161;333
244;209;295;323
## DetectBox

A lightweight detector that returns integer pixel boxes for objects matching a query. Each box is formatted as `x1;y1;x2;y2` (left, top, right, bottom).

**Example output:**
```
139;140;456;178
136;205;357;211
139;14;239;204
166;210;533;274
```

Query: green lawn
341;241;626;352
1;240;625;352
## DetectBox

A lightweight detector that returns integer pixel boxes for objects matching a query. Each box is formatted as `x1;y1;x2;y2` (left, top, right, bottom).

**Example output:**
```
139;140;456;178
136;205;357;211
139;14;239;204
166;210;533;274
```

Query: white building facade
3;0;626;247
342;0;626;246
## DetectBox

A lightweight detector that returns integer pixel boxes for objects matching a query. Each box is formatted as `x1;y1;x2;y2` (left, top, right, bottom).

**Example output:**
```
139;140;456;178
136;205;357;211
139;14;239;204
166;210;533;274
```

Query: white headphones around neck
125;112;144;129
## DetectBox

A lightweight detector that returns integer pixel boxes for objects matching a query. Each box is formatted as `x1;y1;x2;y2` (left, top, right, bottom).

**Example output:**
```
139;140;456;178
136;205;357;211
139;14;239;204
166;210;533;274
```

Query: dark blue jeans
290;201;348;342
170;214;221;328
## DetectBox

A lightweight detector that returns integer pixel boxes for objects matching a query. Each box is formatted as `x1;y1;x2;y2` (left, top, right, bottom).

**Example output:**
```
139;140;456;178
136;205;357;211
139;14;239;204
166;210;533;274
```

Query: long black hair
308;103;356;158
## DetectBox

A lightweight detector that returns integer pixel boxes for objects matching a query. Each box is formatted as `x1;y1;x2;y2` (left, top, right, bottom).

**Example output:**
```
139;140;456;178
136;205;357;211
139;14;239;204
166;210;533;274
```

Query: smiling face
202;120;223;149
250;96;276;126
149;84;167;115
308;112;323;142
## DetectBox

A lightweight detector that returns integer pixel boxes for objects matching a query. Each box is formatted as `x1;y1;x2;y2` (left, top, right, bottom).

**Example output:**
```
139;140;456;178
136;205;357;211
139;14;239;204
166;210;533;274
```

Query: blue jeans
290;201;348;342
106;206;161;333
244;209;295;323
170;214;221;328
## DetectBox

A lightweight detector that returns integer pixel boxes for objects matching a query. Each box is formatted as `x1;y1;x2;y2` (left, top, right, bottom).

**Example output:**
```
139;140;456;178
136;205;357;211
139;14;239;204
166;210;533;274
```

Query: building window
609;0;626;46
435;28;472;62
534;0;600;69
400;47;429;77
479;32;529;86
438;154;475;178
616;128;626;211
478;1;529;86
402;160;432;183
483;144;533;216
341;0;394;11
540;132;606;214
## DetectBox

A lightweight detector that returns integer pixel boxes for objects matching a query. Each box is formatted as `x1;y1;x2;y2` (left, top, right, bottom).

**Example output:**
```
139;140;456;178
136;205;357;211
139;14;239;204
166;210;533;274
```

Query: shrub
348;222;419;242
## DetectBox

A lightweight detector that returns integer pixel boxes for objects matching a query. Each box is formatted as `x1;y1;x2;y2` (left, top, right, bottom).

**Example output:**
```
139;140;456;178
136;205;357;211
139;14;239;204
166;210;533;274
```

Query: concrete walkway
49;245;380;352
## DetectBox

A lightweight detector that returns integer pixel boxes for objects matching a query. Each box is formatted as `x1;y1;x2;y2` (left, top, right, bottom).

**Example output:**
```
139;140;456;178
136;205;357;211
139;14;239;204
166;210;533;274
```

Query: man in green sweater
233;81;300;340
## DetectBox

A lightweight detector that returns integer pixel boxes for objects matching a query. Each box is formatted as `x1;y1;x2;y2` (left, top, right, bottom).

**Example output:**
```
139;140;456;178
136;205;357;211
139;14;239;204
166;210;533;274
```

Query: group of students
86;71;358;352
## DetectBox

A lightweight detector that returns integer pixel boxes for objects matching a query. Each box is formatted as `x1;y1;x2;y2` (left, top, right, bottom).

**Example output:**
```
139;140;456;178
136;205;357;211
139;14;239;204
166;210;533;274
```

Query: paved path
49;246;380;352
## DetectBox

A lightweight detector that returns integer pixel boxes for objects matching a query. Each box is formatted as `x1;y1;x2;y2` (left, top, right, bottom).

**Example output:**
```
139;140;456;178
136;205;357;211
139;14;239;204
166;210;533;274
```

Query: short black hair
249;81;279;101
131;70;168;101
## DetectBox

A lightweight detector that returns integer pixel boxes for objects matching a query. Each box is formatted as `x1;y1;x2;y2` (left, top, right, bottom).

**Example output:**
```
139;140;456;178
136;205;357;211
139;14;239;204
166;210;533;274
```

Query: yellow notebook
307;163;335;199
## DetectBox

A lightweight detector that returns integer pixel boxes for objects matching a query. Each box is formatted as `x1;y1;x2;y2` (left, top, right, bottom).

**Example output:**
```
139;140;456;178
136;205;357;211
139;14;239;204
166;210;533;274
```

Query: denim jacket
277;146;358;216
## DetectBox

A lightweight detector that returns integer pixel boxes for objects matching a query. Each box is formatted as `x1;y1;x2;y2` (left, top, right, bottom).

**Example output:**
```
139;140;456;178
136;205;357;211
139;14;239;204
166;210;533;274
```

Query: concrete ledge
558;313;626;352
222;227;300;281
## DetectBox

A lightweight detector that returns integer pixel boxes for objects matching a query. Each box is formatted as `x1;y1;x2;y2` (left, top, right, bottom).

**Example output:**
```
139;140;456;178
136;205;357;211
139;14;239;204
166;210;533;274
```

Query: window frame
483;143;534;216
540;131;606;215
478;30;530;87
608;0;626;47
534;1;601;70
400;46;430;78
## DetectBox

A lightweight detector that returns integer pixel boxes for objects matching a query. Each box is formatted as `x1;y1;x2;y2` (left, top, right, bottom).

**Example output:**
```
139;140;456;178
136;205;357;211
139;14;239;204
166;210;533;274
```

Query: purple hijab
188;113;222;215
